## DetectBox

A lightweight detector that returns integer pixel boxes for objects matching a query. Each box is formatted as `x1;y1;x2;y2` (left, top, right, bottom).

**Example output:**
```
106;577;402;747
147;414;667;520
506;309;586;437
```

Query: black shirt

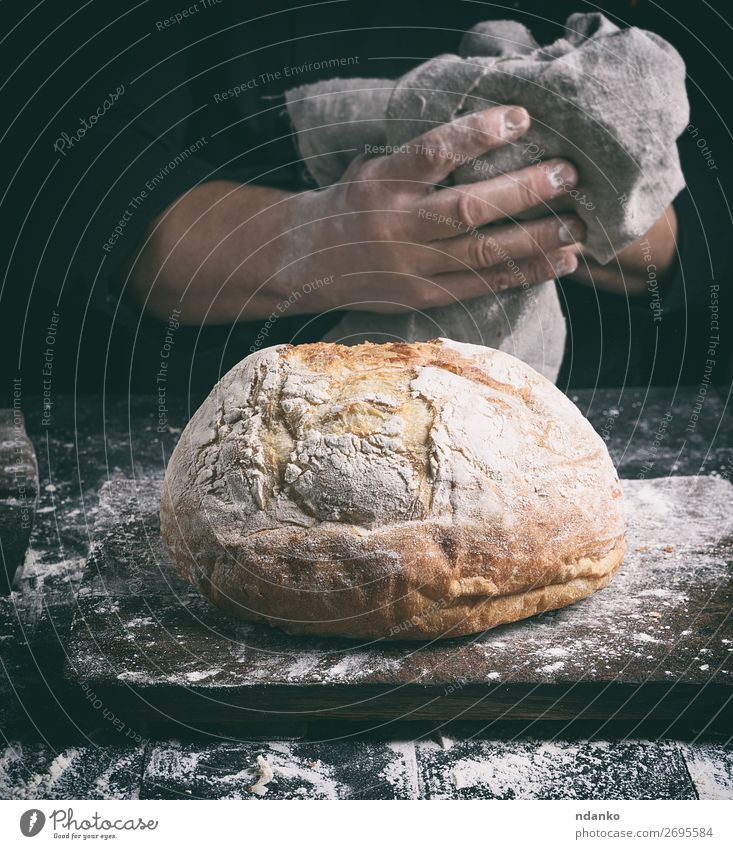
2;0;731;402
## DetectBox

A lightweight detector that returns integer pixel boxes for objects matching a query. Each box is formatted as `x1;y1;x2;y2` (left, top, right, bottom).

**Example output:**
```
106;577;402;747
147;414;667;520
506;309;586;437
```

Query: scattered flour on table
146;742;344;799
257;744;343;798
15;549;85;590
541;646;570;659
425;741;593;798
184;669;221;682
0;747;78;799
283;653;326;680
322;651;395;681
633;632;660;644
226;644;402;684
629;481;677;519
538;660;566;674
382;742;420;798
681;745;733;800
447;747;570;797
126;616;155;628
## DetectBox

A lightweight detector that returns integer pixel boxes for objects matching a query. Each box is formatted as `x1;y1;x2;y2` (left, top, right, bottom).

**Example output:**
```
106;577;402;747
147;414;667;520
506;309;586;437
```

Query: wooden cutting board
65;475;733;726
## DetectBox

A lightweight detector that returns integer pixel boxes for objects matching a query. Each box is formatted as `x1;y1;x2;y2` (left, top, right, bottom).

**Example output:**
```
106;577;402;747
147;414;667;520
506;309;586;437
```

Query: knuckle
354;154;382;180
422;288;448;309
413;282;442;309
467;234;497;269
472;108;500;132
342;156;380;193
513;178;541;210
523;221;554;253
455;190;484;229
347;151;370;170
526;255;553;282
465;238;484;269
417;139;449;171
345;166;398;207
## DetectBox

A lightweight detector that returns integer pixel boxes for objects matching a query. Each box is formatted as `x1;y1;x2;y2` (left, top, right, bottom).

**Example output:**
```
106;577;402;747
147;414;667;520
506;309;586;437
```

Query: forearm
123;180;299;324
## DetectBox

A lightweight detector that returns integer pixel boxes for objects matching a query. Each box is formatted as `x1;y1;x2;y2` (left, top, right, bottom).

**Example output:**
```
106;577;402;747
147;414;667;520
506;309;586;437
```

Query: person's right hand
274;104;584;315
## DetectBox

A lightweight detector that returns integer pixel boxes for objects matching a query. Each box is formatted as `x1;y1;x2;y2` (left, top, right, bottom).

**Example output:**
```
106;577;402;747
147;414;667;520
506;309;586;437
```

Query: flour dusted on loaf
186;343;433;527
161;339;626;640
184;340;615;529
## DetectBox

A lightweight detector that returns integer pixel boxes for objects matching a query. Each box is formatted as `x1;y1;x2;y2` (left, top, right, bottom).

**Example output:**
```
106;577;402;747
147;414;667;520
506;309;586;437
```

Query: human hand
566;205;678;296
276;105;584;314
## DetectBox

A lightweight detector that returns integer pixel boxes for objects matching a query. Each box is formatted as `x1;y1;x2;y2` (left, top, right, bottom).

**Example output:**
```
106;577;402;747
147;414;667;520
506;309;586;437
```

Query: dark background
1;0;731;404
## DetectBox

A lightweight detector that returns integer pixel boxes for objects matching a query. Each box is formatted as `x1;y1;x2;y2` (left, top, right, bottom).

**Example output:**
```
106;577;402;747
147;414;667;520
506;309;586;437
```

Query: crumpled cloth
285;12;689;381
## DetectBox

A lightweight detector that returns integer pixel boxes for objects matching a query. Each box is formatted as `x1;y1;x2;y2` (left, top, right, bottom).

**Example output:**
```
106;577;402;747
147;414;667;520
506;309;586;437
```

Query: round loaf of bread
160;339;625;640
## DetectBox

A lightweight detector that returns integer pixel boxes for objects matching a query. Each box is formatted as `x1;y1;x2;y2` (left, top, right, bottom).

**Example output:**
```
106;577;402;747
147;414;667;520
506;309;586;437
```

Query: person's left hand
566;205;678;295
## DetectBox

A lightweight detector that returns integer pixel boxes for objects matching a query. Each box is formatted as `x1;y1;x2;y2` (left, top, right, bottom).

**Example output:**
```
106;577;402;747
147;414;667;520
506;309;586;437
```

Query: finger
420;215;586;275
334;248;577;314
418;249;579;309
374;105;530;185
416;159;578;237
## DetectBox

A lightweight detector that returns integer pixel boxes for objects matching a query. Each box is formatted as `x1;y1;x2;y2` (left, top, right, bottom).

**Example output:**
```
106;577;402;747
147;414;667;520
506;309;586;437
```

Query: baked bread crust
160;339;625;639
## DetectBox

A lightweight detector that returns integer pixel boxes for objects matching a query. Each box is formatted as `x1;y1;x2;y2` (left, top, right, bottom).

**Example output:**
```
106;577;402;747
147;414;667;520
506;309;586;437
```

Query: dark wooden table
1;385;732;800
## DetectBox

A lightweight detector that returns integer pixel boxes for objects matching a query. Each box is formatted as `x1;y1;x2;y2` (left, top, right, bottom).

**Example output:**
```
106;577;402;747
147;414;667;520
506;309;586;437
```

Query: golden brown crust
238;559;625;640
284;340;532;400
161;491;625;639
160;339;626;640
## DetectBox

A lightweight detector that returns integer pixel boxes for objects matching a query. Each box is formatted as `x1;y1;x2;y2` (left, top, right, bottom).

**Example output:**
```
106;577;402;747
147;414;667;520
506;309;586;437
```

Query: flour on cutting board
16;549;84;593
71;474;733;690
